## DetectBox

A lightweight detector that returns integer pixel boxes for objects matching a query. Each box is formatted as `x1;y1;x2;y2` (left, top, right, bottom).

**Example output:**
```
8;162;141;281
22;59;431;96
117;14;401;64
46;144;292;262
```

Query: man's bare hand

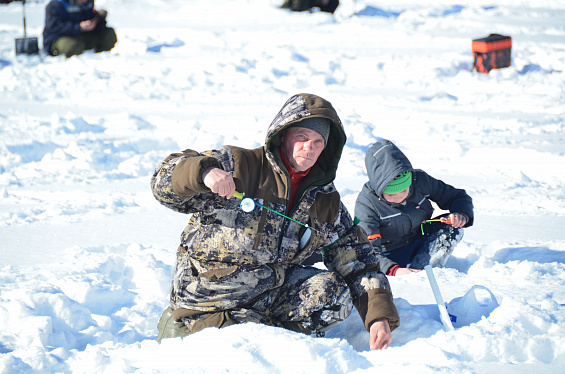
202;167;235;198
79;20;97;32
369;319;392;350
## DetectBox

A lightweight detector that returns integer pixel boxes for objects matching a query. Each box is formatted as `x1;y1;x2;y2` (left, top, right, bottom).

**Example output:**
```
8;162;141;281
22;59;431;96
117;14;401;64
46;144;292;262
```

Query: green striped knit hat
384;171;412;194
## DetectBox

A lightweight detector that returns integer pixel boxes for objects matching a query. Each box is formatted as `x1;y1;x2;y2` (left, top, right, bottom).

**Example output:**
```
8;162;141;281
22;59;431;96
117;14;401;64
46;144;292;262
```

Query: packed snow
1;0;565;372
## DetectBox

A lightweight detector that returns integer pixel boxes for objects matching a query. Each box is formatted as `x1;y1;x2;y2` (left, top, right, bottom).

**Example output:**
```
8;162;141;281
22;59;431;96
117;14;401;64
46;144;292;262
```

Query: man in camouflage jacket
151;93;399;350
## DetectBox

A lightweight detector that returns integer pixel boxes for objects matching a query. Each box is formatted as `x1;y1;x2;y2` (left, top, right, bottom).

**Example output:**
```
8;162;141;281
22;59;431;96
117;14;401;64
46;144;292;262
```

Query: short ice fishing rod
420;217;452;235
232;191;318;232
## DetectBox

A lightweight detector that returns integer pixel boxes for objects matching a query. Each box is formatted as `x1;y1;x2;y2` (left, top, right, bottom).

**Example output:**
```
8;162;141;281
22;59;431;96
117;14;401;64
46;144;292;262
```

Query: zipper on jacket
381;212;401;220
417;195;429;206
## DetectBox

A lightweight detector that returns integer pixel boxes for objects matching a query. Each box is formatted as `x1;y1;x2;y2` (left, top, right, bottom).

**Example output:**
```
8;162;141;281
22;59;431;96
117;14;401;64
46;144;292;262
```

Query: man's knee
304;285;353;335
52;37;85;58
97;27;117;52
313;286;353;334
295;272;353;334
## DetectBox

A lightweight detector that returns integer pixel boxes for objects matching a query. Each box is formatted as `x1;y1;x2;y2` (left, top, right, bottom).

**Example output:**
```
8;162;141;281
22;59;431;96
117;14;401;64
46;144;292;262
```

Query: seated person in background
280;0;339;14
43;0;117;58
355;139;474;276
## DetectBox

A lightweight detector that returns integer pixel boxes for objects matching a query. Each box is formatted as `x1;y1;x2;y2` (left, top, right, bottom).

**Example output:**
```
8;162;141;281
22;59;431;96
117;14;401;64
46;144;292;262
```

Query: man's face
77;0;89;4
280;127;325;172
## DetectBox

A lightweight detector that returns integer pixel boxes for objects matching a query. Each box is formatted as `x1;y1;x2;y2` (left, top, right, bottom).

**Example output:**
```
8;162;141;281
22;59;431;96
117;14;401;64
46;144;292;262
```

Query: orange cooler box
472;34;512;73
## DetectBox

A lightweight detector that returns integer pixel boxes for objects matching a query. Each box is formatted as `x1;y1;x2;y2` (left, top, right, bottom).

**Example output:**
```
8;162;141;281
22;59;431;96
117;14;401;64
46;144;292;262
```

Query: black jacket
355;139;474;274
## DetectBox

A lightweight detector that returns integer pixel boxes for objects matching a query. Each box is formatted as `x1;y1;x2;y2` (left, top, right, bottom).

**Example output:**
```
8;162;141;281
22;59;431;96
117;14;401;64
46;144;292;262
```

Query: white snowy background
1;0;565;372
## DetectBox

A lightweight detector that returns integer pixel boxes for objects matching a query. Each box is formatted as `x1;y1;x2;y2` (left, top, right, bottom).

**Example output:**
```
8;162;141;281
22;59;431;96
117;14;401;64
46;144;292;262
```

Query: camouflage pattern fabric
151;93;399;339
178;266;352;336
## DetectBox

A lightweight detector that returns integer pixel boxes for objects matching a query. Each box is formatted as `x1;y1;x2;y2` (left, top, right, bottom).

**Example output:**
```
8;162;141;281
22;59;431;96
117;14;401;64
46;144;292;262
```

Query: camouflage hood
265;93;346;187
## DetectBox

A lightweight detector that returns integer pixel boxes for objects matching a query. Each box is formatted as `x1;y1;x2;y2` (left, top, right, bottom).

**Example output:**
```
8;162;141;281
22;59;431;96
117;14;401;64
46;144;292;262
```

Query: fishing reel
233;191;256;213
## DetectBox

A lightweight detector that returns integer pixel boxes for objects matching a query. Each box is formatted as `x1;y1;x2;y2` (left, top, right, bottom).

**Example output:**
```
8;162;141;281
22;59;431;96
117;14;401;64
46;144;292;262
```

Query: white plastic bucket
446;285;499;328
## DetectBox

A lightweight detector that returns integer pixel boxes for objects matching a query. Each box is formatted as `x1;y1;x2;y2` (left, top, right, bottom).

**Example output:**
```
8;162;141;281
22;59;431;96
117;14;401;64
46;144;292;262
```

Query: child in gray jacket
355;139;474;276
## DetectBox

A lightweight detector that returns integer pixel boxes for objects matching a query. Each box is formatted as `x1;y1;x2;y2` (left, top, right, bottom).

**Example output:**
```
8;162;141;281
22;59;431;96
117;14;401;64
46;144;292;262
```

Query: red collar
279;148;311;211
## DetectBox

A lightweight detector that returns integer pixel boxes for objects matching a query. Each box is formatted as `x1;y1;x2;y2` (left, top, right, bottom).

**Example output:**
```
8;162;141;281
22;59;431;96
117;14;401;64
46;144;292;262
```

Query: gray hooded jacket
355;139;474;274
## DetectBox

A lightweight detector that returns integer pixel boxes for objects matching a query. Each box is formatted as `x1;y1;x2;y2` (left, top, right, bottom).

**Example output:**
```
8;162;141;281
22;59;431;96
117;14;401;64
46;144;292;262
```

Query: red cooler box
472;34;512;73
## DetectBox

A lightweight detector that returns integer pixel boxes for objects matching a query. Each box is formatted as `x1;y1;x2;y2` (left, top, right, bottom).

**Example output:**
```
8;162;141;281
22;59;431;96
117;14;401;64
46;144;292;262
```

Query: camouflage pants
156;266;353;342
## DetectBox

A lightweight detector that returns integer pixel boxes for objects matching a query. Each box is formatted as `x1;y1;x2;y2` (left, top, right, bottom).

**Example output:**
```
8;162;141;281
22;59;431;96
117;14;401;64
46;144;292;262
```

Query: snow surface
1;0;565;372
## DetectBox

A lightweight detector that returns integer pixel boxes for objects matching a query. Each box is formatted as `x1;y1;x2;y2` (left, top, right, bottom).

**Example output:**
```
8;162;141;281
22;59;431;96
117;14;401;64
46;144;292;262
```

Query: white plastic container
446;285;499;328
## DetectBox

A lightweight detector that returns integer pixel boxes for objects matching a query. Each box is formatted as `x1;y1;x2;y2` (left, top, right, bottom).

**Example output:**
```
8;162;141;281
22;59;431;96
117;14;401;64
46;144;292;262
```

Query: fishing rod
232;191;319;232
420;217;452;235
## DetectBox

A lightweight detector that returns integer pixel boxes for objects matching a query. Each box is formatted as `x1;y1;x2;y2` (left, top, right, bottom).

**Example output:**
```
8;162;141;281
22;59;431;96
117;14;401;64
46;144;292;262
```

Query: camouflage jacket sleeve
322;204;400;331
150;149;224;213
